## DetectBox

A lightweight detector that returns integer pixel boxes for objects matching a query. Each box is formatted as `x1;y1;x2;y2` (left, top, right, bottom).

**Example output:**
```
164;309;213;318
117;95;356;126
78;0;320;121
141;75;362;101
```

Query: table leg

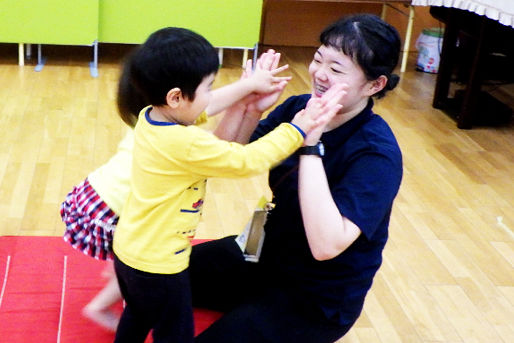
432;8;459;109
381;4;387;20
457;17;488;129
400;6;415;73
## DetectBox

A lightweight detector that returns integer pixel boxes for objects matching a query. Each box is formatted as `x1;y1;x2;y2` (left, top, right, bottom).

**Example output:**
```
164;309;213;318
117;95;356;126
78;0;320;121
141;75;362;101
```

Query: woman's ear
166;88;182;109
365;75;387;96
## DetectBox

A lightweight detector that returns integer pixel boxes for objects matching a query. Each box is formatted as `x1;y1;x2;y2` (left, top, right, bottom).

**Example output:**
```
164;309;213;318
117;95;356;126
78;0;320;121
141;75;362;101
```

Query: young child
60;40;294;331
111;27;346;343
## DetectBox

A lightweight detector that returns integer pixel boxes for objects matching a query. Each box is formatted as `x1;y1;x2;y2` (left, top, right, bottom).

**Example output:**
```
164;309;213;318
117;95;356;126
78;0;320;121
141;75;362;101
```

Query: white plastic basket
415;28;444;74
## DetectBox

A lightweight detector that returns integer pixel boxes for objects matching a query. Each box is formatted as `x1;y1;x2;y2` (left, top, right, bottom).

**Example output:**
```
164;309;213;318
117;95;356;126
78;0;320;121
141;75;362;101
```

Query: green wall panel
99;0;263;47
0;1;261;50
0;0;98;45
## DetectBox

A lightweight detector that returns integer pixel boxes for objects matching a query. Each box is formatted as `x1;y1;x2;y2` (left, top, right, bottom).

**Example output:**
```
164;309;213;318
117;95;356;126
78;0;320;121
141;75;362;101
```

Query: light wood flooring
0;43;513;342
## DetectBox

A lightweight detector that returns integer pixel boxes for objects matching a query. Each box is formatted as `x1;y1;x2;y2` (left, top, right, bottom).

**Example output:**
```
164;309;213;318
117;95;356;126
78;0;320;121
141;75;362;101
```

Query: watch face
318;142;325;156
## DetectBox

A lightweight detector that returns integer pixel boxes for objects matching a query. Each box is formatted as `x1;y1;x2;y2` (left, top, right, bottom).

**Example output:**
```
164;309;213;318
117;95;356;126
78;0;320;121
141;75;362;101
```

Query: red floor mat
0;236;222;342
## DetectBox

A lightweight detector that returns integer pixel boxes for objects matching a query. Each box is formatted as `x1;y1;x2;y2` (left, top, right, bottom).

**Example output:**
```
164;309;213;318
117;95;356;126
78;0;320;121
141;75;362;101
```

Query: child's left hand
242;49;292;94
301;83;348;145
242;49;291;113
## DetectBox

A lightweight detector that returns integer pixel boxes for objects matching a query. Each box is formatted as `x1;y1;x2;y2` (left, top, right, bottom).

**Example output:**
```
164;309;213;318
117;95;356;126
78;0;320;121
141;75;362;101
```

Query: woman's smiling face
308;45;373;116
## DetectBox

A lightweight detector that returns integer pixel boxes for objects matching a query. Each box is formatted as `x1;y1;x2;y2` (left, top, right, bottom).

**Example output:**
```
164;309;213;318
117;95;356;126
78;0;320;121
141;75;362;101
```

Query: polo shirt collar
322;99;374;148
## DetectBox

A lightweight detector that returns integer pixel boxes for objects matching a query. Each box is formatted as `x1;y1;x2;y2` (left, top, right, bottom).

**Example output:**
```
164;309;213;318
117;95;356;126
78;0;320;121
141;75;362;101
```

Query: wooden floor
0;43;513;342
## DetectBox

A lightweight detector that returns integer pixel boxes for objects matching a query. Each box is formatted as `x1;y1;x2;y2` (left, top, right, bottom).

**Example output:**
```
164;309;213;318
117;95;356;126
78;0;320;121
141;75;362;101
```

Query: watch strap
298;142;324;156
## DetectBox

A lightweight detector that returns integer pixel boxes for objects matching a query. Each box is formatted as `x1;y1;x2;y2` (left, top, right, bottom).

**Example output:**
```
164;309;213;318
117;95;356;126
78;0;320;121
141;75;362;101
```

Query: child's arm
205;49;291;116
185;85;347;179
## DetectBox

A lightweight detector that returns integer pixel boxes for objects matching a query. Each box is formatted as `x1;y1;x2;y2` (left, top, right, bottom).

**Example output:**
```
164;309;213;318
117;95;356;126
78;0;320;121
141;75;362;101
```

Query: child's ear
365;75;387;96
166;88;182;109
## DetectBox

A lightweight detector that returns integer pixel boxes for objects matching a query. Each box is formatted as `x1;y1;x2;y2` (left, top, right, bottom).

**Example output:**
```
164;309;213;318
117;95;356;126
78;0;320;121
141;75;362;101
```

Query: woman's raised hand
291;83;348;145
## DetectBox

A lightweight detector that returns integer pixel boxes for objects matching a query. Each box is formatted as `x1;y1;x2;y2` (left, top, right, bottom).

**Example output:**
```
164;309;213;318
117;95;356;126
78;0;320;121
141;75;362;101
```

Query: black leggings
113;255;194;343
189;237;351;343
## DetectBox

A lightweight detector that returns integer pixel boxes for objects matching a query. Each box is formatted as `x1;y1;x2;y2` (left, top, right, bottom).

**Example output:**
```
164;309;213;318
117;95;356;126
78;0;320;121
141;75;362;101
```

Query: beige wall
261;0;442;51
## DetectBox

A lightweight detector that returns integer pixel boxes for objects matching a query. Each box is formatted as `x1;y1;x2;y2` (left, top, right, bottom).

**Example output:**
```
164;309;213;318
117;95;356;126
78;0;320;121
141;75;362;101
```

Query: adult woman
190;14;403;343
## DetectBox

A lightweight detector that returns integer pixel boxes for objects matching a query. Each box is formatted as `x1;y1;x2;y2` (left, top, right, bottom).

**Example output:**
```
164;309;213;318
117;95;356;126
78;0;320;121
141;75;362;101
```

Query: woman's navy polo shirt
250;94;403;326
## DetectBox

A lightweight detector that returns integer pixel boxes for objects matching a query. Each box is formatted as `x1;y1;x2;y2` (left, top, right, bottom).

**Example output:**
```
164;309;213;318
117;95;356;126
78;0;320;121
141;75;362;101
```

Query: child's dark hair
117;51;147;127
320;14;401;98
117;27;219;126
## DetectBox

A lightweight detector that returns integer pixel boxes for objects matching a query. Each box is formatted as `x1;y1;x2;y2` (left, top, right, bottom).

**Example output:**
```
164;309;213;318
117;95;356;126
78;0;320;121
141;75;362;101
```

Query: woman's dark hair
118;27;219;124
320;14;401;98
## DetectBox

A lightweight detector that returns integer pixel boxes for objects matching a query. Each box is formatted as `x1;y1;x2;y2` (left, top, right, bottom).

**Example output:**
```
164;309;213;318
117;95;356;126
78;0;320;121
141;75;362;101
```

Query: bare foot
82;305;120;332
101;263;116;279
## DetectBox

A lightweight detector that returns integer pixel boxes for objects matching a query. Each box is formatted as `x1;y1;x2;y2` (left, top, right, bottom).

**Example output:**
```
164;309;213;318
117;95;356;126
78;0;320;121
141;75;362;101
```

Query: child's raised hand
241;50;292;113
243;49;291;94
253;48;281;74
290;84;348;145
207;50;290;117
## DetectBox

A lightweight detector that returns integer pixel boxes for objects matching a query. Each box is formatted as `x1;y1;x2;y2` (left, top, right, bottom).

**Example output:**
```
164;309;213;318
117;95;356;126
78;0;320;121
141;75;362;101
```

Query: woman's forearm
298;155;361;260
213;101;263;143
213;102;247;141
234;109;263;144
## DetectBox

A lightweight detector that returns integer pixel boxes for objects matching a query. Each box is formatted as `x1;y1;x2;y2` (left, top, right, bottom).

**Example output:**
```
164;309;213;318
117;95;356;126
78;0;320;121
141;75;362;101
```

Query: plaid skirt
61;178;118;260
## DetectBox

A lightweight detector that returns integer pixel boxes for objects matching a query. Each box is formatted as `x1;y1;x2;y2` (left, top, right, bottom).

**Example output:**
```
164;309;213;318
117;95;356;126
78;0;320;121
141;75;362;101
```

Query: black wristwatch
298;141;325;157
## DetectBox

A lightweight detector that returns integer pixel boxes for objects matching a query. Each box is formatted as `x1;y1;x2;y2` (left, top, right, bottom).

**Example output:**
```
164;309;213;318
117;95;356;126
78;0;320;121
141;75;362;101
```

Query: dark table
429;6;514;128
